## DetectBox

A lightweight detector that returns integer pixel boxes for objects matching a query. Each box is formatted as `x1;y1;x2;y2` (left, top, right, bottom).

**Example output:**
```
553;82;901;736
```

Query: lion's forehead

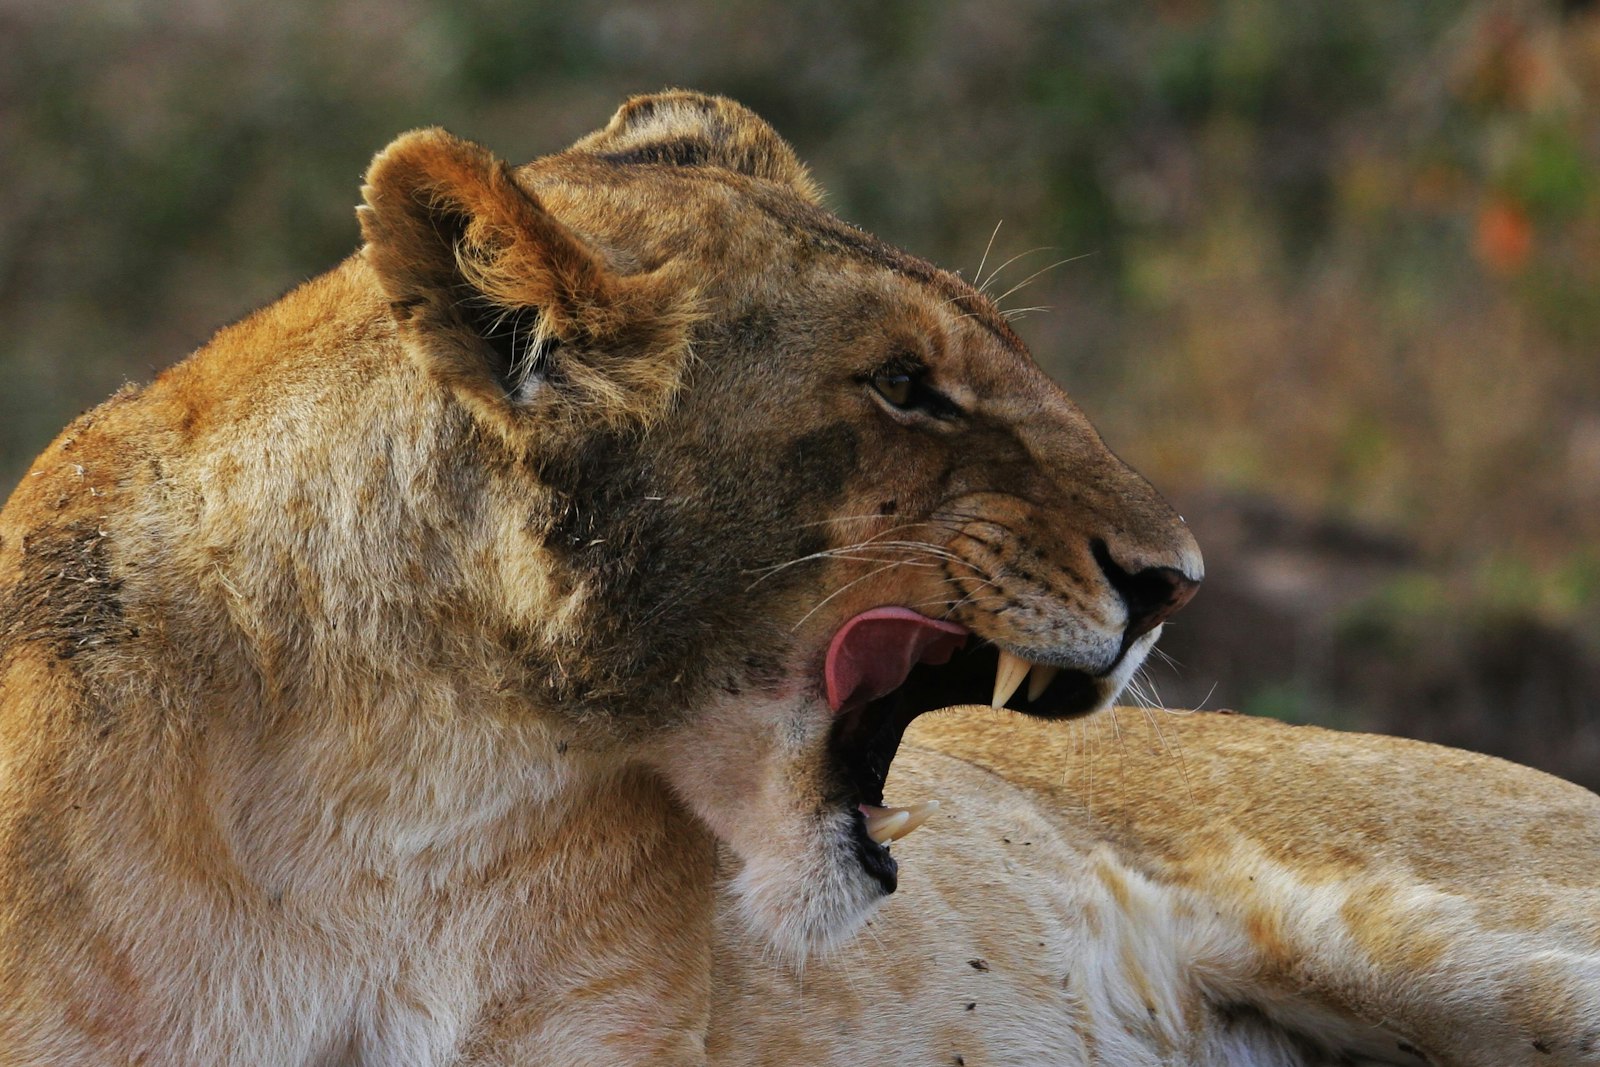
522;161;1024;353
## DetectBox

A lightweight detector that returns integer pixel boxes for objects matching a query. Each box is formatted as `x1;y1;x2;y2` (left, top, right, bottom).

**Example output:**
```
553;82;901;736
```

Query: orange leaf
1475;198;1533;275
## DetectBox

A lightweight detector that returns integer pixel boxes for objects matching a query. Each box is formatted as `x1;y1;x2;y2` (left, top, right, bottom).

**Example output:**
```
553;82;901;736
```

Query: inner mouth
823;606;1107;891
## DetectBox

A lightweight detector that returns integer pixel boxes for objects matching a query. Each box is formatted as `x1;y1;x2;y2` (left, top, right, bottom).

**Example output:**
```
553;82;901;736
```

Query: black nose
1091;540;1201;644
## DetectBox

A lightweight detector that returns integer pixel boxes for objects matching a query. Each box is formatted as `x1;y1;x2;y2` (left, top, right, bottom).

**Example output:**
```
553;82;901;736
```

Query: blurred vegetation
2;0;1597;783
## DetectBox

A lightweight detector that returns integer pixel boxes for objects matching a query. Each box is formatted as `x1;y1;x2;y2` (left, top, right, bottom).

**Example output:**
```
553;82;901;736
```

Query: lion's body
715;711;1600;1066
0;92;1596;1066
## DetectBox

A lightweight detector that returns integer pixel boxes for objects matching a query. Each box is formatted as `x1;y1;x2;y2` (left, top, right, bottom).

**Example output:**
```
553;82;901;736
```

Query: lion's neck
91;288;642;891
15;280;729;1056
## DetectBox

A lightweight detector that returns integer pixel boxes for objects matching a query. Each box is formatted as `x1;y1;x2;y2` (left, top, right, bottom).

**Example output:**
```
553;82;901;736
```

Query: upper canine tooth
992;650;1031;708
1027;663;1060;702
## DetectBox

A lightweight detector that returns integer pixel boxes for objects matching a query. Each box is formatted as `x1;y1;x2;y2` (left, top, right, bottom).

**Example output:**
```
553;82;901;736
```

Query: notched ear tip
353;200;378;242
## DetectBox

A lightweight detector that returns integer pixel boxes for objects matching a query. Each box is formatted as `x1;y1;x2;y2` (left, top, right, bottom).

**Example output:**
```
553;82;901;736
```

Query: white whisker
1000;305;1051;321
972;219;1003;285
978;245;1056;296
790;560;922;631
991;252;1095;310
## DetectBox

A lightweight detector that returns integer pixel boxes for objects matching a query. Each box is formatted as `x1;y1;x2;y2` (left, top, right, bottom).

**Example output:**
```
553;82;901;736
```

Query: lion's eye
871;371;916;409
865;365;964;421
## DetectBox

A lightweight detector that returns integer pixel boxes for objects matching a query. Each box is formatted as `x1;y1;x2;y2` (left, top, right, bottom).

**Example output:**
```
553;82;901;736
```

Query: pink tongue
825;607;969;713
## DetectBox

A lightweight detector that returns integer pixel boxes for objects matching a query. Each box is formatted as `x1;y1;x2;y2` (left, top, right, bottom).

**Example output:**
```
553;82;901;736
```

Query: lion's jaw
650;616;1172;960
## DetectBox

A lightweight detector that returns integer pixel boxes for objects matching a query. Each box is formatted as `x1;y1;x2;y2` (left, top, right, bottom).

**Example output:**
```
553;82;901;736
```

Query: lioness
0;92;1595;1066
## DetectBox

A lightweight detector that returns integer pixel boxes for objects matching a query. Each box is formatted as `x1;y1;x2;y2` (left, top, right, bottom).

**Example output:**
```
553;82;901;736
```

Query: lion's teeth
992;650;1031;707
862;800;941;844
893;799;940;839
1027;663;1059;702
864;807;911;844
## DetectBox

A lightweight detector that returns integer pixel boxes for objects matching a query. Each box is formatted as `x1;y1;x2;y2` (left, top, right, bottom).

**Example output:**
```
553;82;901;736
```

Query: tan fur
0;92;1594;1066
715;710;1600;1066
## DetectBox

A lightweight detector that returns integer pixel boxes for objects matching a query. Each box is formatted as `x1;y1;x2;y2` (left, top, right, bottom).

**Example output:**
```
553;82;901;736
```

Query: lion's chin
722;808;892;962
653;692;897;962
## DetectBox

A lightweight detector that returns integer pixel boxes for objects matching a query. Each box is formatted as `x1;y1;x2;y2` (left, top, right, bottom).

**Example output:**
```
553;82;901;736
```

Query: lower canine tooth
1027;663;1060;702
865;809;911;844
890;799;940;840
992;650;1031;707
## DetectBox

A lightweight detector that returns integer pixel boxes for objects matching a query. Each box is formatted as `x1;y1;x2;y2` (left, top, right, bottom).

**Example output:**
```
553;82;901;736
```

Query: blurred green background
3;0;1597;785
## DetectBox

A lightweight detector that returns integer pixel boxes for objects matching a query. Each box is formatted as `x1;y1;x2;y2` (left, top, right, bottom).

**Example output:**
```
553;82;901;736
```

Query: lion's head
358;91;1201;958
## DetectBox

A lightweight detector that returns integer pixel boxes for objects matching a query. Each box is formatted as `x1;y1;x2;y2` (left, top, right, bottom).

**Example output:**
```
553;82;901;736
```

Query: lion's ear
358;128;688;428
570;91;822;204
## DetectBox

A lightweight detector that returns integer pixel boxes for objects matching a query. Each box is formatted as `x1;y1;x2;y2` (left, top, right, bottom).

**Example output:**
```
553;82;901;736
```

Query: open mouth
823;606;1109;893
